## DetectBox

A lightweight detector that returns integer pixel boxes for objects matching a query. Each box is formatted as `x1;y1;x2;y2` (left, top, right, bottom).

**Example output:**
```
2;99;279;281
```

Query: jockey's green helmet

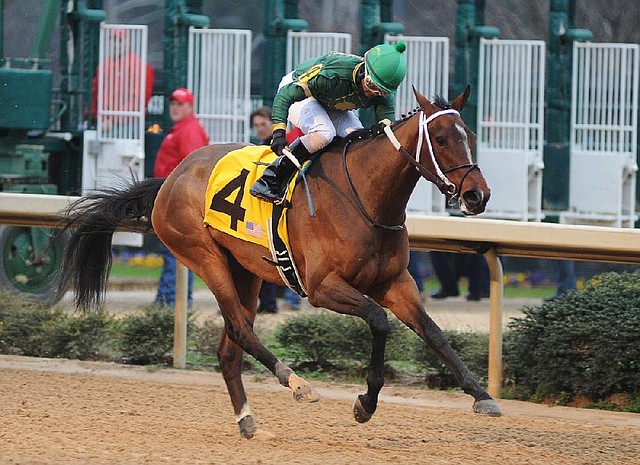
364;42;407;93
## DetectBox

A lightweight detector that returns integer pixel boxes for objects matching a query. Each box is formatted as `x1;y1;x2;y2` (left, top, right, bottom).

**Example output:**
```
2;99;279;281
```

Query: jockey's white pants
278;72;363;153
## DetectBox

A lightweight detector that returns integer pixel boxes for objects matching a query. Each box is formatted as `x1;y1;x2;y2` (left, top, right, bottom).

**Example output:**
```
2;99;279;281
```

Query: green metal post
163;0;209;128
0;0;4;66
359;0;403;55
59;0;104;132
454;0;499;133
543;0;592;212
29;0;62;64
262;0;307;107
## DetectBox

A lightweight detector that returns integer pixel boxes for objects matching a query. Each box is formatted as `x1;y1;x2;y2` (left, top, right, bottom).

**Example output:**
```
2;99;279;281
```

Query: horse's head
412;86;490;215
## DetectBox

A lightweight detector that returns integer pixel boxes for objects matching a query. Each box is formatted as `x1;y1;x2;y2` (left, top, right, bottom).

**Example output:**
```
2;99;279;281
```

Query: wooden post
484;248;503;398
173;262;188;369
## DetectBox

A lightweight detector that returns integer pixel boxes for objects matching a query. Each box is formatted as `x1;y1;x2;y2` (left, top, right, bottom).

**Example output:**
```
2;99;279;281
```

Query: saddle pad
203;145;307;296
204;145;280;248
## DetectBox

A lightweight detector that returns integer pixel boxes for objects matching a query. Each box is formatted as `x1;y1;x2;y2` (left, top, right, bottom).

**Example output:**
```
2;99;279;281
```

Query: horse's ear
413;85;437;114
451;85;471;111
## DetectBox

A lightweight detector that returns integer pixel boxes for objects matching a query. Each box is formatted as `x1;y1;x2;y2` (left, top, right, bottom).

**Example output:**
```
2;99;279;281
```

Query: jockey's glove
270;129;287;157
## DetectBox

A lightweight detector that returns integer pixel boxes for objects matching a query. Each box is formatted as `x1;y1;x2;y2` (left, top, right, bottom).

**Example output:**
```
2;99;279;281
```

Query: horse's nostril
462;189;482;206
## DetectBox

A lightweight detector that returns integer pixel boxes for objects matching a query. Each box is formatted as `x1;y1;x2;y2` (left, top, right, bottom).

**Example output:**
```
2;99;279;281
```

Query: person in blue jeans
546;260;577;301
408;250;426;295
155;242;194;307
282;287;301;311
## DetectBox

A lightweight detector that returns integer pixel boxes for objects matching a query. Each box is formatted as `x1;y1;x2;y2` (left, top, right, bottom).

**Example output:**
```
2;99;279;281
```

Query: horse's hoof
288;373;321;403
238;415;259;439
473;399;502;417
352;396;374;423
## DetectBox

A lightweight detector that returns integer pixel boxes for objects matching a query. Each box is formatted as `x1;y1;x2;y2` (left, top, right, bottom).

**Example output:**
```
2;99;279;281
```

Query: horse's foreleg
309;272;391;423
381;272;501;416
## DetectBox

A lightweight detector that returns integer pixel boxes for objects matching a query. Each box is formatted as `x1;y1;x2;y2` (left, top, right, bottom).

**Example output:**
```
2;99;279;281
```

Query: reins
342;139;405;231
342;108;479;231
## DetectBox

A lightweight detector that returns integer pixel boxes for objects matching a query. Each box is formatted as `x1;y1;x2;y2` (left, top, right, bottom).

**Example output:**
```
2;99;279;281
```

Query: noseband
384;109;479;199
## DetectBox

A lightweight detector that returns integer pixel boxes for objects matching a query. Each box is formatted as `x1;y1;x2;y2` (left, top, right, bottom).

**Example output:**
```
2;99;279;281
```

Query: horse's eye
435;136;447;146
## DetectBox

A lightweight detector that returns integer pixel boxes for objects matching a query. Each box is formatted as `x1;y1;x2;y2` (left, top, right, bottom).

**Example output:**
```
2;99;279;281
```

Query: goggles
363;71;391;97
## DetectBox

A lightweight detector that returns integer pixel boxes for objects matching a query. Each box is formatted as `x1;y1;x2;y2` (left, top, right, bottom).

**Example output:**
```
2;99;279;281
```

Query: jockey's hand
270;129;287;157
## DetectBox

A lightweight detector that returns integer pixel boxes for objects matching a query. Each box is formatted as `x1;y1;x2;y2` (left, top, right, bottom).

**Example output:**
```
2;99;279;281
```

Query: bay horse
57;86;499;439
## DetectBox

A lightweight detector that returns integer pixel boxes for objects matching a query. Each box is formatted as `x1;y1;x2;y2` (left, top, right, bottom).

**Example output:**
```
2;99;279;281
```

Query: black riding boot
250;139;311;204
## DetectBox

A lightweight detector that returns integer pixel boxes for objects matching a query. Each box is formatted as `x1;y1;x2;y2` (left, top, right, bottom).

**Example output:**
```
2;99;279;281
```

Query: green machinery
0;0;90;302
0;0;207;302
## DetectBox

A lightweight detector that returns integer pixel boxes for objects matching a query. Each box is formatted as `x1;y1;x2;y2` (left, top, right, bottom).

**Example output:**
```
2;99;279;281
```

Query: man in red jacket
153;88;209;177
153;88;209;306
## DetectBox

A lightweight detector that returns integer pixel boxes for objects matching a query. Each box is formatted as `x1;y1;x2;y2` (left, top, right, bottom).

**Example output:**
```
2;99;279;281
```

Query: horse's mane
339;94;452;146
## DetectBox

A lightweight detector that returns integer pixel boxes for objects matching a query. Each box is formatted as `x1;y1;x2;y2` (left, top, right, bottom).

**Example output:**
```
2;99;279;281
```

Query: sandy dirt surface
1;355;639;465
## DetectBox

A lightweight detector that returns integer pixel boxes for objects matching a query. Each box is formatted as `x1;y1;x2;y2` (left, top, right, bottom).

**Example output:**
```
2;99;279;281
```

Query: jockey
250;42;407;205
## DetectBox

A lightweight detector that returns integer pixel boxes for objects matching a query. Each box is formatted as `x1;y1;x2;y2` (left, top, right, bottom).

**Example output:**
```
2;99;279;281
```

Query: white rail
2;193;640;396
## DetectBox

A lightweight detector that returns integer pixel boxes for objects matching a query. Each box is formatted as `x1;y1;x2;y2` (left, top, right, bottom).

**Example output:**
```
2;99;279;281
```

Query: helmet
364;42;407;93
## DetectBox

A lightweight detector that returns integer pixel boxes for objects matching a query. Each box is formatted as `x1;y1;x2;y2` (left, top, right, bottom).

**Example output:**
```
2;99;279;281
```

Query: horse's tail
56;177;165;310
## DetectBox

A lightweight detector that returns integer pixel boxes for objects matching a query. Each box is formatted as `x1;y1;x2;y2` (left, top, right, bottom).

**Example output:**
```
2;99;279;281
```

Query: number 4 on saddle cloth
203;145;308;297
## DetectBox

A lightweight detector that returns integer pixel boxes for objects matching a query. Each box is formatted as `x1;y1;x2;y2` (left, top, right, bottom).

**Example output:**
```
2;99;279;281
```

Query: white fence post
562;42;639;228
476;38;546;222
285;31;352;71
188;28;252;143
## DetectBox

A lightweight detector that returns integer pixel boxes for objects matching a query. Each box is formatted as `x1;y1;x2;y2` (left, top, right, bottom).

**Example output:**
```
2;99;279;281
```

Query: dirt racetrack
1;355;639;465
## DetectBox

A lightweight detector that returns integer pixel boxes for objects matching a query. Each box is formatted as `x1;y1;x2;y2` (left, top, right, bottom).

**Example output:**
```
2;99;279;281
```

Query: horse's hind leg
215;267;262;439
202;254;319;438
309;272;391;423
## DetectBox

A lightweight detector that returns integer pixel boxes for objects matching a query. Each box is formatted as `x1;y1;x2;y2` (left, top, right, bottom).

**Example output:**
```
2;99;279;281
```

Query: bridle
342;108;479;231
384;109;479;198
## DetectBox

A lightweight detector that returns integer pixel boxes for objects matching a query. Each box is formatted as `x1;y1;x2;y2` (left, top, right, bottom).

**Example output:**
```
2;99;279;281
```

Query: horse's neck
346;116;421;224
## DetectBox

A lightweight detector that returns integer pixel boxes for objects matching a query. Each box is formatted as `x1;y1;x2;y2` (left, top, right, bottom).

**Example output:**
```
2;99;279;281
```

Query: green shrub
505;271;640;403
115;305;195;365
0;294;111;359
412;330;490;388
193;319;224;355
41;310;112;359
273;310;415;369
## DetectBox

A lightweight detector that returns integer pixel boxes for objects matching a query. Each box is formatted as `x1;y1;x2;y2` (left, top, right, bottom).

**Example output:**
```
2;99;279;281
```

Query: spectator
153;88;209;307
408;250;427;298
429;252;490;301
250;106;273;145
546;260;577;301
91;29;155;129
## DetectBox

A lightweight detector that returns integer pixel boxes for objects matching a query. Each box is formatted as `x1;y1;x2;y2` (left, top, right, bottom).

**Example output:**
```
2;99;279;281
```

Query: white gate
561;42;639;228
83;25;150;246
476;38;546;222
385;35;450;216
188;28;252;143
285;31;352;70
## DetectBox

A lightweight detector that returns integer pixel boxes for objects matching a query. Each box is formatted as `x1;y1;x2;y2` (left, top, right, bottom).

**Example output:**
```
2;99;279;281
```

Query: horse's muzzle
461;188;490;215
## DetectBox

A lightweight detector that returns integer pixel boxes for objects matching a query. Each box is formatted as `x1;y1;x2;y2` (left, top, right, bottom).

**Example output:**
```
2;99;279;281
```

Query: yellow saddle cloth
203;145;307;295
